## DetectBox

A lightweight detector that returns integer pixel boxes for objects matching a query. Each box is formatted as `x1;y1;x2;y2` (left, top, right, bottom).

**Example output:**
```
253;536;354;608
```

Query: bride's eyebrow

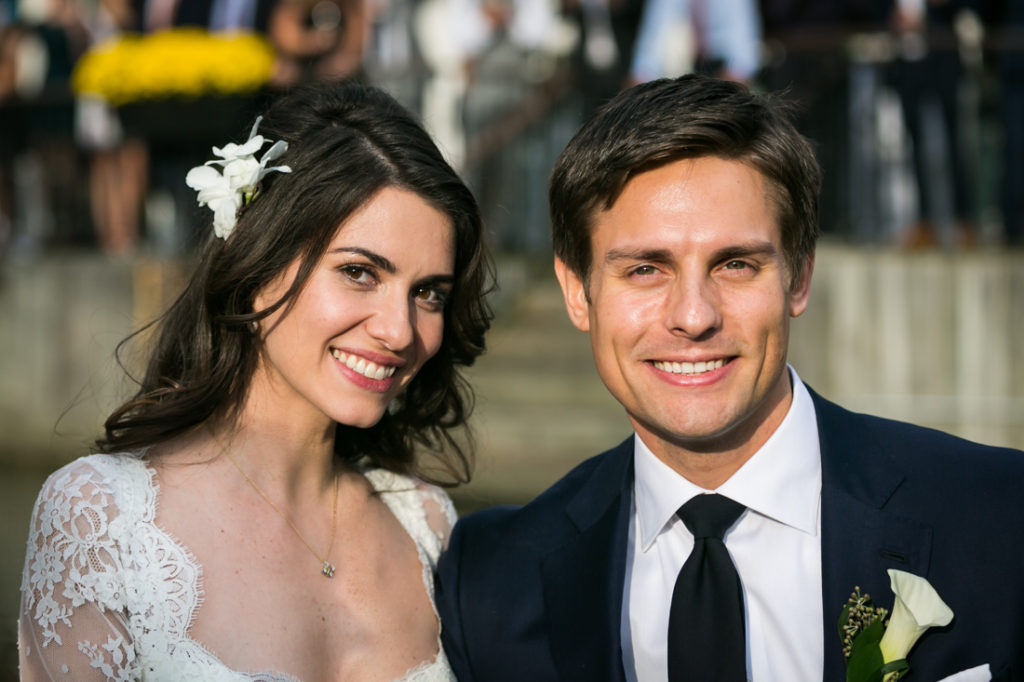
330;247;395;274
417;274;456;288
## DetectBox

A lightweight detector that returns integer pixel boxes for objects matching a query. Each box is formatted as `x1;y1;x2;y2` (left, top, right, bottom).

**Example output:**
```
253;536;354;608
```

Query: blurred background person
0;0;89;257
759;0;891;240
559;0;643;115
76;0;146;257
267;0;370;86
628;0;762;85
0;17;23;258
412;0;492;170
890;0;979;249
990;0;1023;246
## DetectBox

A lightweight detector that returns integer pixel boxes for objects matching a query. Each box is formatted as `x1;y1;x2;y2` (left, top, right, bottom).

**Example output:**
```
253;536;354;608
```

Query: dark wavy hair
550;74;821;289
98;81;493;484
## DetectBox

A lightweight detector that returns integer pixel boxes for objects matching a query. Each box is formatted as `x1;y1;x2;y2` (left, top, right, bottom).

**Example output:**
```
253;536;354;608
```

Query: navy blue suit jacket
436;389;1024;681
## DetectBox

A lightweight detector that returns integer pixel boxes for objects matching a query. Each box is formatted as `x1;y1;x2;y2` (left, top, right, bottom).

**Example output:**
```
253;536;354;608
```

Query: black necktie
667;494;747;681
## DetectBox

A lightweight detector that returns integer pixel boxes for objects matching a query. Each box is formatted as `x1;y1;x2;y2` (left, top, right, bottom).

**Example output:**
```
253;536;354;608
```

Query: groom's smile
650;357;730;379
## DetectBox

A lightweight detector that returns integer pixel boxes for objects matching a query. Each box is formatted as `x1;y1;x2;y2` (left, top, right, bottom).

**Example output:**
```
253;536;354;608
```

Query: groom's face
555;156;813;464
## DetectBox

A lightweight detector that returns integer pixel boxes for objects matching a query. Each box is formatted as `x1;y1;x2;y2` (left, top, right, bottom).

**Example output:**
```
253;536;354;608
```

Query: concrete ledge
1;244;1022;478
0;254;186;468
791;243;1024;450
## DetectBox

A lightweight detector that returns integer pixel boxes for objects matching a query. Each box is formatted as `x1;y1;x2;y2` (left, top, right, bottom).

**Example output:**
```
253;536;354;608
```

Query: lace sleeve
19;461;139;681
414;482;457;551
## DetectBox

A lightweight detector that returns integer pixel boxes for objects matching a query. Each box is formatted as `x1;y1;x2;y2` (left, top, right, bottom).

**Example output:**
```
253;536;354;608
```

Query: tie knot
677;494;745;540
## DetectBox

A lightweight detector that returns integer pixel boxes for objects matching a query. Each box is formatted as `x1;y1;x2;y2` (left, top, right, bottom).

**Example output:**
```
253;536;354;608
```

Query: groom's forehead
584;162;782;257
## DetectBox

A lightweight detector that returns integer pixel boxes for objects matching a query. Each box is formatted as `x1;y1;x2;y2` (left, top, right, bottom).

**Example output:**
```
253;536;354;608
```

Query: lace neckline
135;454;446;681
130;455;301;681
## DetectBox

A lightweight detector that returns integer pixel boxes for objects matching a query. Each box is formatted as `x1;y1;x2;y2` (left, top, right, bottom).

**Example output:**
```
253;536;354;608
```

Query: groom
436;75;1024;681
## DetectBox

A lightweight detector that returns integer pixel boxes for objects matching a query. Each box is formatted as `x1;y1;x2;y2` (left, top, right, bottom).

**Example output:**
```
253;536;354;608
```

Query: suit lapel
534;393;939;681
812;391;934;681
541;439;633;682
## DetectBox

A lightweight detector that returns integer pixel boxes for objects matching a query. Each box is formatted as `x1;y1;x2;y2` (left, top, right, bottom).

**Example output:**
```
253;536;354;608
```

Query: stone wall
1;244;1021;475
0;255;186;468
791;244;1024;451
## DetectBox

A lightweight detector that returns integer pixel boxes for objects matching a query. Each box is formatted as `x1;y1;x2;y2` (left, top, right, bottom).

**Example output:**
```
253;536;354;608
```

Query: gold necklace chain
213;434;340;578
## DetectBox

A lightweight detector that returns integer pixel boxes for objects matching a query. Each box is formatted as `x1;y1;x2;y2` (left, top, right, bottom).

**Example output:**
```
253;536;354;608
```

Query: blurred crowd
0;0;1022;260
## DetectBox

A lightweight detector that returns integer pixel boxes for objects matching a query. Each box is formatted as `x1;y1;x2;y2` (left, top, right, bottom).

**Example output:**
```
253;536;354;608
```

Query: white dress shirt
622;368;823;682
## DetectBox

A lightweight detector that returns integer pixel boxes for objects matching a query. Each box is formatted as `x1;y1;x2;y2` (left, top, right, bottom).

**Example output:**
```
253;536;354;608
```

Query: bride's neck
157;395;336;505
228;375;340;486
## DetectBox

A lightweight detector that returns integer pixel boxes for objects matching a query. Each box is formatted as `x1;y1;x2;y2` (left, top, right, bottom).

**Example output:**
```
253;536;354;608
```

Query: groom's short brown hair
549;74;821;290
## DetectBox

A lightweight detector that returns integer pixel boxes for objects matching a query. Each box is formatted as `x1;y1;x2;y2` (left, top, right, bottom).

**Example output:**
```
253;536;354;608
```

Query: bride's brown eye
414;286;448;311
340;265;376;285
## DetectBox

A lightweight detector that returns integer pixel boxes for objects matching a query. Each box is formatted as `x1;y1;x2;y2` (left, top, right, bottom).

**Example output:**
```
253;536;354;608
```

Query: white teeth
653;358;725;375
331;349;397;380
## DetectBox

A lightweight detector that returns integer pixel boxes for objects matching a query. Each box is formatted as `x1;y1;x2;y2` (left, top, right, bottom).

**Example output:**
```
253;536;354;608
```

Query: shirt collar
633;366;822;551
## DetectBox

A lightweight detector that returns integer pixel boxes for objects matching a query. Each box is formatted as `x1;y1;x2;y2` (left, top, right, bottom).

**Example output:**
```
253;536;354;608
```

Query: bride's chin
333;407;391;430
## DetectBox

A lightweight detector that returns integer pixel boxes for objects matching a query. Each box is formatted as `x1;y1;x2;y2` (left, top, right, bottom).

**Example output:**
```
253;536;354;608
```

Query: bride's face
249;186;455;429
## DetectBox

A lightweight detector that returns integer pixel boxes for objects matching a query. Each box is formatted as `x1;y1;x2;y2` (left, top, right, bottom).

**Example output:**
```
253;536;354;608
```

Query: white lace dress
19;453;458;682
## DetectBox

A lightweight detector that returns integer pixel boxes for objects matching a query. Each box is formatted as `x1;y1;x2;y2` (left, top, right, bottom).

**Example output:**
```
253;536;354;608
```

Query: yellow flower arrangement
72;28;275;105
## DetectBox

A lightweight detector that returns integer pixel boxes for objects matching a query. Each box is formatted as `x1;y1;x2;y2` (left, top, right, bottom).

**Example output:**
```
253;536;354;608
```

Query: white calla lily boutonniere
185;116;291;240
839;569;954;682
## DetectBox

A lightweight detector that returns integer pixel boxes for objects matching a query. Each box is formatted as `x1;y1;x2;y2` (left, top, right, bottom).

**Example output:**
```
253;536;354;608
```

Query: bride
19;81;492;681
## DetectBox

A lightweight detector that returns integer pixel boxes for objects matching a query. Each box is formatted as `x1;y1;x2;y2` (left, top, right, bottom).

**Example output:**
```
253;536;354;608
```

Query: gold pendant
322;561;336;578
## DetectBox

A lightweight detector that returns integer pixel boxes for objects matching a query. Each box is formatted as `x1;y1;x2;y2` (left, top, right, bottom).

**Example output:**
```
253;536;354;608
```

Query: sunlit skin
555;157;813;489
251;186;455;437
146;187;456;680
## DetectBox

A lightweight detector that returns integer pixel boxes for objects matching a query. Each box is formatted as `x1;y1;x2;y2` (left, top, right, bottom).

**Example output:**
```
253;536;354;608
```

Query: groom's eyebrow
331;247;396;274
711;241;779;263
604;247;673;265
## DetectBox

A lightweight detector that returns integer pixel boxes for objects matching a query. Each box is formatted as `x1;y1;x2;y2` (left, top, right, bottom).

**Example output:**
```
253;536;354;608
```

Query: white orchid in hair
185;116;292;239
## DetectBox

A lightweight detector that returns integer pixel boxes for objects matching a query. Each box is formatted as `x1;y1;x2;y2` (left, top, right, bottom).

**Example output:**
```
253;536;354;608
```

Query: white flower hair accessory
185;116;292;240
